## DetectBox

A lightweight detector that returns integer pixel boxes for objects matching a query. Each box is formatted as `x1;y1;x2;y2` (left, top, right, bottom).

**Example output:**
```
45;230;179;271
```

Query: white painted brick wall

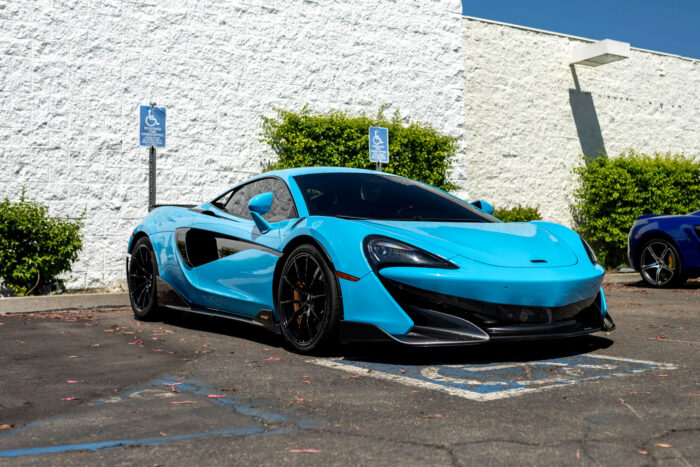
461;17;700;226
0;0;465;288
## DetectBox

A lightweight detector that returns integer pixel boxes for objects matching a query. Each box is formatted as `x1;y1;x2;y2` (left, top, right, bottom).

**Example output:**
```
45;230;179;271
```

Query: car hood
358;220;579;267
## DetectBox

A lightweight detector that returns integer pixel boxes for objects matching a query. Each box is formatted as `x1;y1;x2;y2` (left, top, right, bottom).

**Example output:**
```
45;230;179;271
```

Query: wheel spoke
283;276;305;295
641;263;658;271
304;313;313;341
280;298;302;305
135;284;148;309
645;246;660;263
293;258;303;286
655;267;661;284
308;266;321;289
309;307;322;323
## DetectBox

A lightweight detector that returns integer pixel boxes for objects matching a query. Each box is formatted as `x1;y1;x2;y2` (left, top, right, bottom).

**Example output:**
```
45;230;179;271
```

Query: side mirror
248;192;273;233
471;200;494;215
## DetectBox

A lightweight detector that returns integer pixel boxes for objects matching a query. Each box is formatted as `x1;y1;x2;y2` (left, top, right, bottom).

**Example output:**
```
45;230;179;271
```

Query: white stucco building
0;1;697;288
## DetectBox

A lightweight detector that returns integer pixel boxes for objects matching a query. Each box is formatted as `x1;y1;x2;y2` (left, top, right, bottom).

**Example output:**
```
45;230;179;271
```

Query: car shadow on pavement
157;312;613;365
156;309;615;366
334;335;615;366
160;310;285;348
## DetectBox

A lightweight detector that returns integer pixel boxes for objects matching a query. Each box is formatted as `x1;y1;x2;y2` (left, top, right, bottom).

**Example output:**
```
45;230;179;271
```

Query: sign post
369;126;389;171
139;104;166;210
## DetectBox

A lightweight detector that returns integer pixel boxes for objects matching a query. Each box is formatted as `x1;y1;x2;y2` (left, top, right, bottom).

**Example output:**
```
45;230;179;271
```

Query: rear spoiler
149;204;197;212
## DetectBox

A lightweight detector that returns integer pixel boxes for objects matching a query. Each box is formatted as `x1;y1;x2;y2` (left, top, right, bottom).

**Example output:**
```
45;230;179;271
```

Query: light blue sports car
126;167;614;353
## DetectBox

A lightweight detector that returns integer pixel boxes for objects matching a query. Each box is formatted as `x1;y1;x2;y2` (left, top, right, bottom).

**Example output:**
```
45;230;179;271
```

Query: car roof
252;166;399;184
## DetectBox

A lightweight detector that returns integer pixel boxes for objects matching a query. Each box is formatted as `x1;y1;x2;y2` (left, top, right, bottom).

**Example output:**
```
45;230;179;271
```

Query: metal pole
148;102;156;211
376;162;382;172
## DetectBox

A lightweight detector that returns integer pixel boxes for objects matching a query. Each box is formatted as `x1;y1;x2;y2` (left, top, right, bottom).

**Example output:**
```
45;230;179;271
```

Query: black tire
275;244;341;353
127;236;161;320
638;238;686;288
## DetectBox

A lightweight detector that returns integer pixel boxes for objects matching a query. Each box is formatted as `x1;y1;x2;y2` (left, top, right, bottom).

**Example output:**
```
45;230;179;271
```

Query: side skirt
155;276;280;334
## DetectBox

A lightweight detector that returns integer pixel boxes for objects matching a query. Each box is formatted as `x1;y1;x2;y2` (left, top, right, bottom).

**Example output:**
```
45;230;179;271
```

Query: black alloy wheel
639;238;685;288
276;244;341;353
128;237;161;320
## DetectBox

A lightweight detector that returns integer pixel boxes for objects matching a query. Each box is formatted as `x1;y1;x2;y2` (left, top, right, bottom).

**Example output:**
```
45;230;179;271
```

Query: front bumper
340;279;614;347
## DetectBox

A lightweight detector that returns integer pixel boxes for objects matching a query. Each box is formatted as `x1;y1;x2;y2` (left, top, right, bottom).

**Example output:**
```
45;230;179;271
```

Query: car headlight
579;235;597;265
363;236;457;270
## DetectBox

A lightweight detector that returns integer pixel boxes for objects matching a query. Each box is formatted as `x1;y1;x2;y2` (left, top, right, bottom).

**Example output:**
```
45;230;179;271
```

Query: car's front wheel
275;244;341;353
127;236;161;320
638;238;685;288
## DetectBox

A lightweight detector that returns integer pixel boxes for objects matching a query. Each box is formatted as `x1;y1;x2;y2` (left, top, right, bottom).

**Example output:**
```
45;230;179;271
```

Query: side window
224;178;296;222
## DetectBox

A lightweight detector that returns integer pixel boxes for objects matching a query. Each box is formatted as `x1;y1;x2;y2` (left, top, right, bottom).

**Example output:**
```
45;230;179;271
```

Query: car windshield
293;172;496;222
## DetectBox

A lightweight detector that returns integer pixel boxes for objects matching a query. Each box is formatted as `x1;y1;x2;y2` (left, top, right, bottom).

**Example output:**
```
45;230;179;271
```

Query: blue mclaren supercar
126;167;614;352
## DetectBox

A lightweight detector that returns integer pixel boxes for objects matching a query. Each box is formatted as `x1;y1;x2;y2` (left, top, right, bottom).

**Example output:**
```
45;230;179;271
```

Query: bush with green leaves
0;193;84;296
493;205;542;223
572;150;700;268
260;107;458;191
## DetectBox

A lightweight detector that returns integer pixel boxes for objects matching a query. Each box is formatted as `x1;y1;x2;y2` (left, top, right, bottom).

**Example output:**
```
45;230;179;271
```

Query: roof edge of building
462;15;699;63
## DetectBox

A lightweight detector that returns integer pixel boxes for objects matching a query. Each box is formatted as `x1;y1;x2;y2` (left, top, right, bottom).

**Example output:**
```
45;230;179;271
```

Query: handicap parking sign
369;126;389;163
139;105;166;148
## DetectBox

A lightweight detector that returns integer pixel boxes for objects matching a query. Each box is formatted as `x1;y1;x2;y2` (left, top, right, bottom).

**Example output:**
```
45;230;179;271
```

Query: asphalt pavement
0;278;698;466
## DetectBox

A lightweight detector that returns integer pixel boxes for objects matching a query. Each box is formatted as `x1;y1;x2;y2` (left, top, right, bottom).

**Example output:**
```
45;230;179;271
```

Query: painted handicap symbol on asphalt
311;354;676;401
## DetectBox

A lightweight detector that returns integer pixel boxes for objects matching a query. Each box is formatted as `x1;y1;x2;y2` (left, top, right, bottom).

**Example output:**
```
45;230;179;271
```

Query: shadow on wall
569;65;606;160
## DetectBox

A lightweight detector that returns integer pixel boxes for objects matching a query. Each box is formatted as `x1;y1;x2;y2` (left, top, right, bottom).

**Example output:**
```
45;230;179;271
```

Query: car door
179;177;298;316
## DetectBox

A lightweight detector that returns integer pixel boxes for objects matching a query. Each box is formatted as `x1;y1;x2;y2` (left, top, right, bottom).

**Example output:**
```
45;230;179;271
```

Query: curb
603;273;640;284
0;293;130;314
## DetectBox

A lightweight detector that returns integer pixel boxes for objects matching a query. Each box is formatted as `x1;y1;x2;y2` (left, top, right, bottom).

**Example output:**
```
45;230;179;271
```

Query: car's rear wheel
639;238;685;288
276;244;341;353
128;237;161;320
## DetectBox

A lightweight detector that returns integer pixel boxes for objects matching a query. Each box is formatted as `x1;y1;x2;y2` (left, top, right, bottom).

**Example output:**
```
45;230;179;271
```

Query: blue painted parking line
0;376;319;459
311;355;677;401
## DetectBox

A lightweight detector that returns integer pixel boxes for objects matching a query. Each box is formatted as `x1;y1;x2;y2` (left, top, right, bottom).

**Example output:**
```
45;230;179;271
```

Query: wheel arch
128;231;150;254
128;232;160;276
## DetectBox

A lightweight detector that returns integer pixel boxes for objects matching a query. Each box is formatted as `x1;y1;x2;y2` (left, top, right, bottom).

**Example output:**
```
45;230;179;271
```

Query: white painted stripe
584;354;678;368
308;354;678;402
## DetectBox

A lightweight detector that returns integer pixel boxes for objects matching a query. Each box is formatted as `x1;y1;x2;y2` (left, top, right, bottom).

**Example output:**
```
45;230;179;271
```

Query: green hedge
572;150;700;268
493;205;542;222
260;107;458;191
0;193;83;296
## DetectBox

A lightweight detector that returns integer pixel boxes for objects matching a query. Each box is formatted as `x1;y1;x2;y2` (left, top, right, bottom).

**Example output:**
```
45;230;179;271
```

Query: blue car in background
627;211;700;287
126;167;614;353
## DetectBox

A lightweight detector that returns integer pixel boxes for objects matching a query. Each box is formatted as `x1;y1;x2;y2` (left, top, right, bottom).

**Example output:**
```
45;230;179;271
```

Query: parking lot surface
1;279;698;466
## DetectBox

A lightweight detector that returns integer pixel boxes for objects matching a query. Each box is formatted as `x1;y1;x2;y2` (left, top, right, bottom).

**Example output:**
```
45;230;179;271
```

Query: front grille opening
382;278;601;333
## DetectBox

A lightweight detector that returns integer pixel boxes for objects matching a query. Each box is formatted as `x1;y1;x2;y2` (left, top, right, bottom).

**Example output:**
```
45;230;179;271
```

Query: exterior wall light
571;39;630;66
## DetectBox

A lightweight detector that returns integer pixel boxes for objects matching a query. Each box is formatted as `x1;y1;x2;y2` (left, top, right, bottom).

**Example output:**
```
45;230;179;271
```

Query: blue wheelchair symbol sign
139;106;166;148
369;126;389;163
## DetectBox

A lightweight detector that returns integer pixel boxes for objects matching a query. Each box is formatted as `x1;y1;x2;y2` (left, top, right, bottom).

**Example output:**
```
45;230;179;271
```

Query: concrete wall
462;17;700;225
0;0;465;288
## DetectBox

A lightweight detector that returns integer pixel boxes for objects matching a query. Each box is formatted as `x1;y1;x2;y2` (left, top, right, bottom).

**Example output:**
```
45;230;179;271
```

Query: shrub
0;192;84;296
493;205;542;222
572;150;700;268
260;107;459;191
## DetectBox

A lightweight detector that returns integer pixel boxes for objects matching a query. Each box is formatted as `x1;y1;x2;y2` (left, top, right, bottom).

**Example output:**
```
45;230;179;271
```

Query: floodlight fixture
571;39;630;67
